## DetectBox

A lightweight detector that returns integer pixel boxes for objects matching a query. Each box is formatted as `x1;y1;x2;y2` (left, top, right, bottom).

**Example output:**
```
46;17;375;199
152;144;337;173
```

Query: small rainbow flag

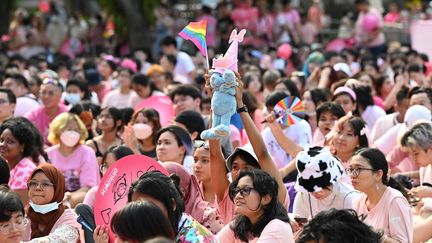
178;20;207;57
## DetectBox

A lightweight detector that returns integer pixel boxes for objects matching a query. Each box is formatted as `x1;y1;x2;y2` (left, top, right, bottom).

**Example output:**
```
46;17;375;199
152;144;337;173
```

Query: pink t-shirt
8;157;37;190
218;187;290;224
25;105;68;144
216;219;294;243
46;145;100;192
83;186;98;209
352;187;413;243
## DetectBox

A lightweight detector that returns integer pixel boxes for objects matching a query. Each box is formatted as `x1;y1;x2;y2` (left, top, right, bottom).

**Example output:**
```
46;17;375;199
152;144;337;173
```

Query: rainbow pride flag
178;20;207;57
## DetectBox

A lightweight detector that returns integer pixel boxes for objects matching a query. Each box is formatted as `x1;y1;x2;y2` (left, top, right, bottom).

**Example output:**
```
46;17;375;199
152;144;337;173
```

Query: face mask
133;123;153;140
60;131;81;147
29;201;60;214
65;93;81;105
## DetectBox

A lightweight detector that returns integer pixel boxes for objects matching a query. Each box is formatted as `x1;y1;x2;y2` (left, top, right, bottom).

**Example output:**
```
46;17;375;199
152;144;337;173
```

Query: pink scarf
164;162;210;223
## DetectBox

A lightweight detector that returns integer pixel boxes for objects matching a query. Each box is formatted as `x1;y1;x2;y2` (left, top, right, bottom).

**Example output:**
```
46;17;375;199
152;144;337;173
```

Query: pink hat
212;29;246;74
120;58;137;73
333;86;357;101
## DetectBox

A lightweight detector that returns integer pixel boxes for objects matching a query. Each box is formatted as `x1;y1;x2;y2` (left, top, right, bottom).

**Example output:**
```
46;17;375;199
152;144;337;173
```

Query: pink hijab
164;162;210;224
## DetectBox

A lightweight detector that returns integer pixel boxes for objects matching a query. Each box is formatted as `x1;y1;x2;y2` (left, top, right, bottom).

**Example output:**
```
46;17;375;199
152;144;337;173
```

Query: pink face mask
60;131;81;147
133;123;153;140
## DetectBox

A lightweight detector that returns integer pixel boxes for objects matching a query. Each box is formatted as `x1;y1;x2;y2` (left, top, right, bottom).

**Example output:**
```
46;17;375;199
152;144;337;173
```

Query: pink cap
120;59;137;73
334;86;357;101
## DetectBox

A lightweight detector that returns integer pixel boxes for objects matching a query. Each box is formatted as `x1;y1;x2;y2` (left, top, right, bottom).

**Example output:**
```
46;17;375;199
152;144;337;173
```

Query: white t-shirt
293;182;359;219
14;96;40;117
370;112;400;143
174;51;195;84
361;105;386;129
262;120;312;169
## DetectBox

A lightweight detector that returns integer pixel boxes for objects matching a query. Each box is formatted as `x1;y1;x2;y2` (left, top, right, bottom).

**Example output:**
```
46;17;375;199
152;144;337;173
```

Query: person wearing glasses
0;118;43;204
0;189;27;243
347;148;413;243
25;78;67;145
24;164;81;242
216;168;294;242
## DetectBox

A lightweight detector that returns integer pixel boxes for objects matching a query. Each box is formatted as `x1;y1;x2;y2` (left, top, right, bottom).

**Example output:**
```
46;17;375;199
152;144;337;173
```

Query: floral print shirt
176;213;218;243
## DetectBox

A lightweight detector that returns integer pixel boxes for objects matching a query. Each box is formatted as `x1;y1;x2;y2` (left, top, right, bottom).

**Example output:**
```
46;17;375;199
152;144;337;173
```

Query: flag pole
205;48;210;71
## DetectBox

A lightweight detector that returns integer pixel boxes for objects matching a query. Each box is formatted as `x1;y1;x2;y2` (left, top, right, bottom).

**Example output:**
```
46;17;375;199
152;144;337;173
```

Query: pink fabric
384;12;400;23
218;187;290;225
386;146;418;173
164;162;210;224
312;129;325;147
373;96;385;110
25;105;68;144
83;186;98;209
8;157;37;190
24;209;81;241
229;125;241;145
46;145;100;192
354;8;385;47
253;109;264;132
216;219;294;243
352;187;413;242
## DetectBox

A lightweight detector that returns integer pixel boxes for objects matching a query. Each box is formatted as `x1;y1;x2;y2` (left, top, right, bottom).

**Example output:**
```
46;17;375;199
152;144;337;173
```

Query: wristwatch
237;105;248;113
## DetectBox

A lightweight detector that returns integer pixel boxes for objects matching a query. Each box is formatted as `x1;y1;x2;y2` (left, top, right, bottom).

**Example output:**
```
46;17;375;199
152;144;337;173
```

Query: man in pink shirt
25;78;67;145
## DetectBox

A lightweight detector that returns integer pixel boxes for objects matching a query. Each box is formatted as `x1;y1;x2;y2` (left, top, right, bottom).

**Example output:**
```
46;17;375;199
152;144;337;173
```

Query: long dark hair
128;171;184;234
111;201;175;241
228;169;290;241
354;148;408;199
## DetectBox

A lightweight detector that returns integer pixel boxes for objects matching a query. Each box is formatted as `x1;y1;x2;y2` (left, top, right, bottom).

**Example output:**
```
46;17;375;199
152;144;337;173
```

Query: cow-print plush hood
295;146;344;193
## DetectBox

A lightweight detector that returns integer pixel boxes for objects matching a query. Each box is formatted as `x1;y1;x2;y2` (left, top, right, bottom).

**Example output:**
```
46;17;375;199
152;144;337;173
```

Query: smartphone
294;217;308;224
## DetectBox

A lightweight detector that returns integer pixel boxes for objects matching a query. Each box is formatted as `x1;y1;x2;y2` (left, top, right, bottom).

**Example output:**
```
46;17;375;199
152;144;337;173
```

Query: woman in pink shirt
216;169;294;242
347;148;413;243
0;117;44;204
46;112;99;208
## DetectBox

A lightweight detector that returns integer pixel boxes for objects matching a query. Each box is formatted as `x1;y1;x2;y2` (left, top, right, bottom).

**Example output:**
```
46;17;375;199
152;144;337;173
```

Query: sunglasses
230;186;255;198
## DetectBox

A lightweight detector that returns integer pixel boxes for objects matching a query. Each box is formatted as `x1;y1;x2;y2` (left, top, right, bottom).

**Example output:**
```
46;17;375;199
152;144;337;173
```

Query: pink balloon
363;14;380;33
94;155;168;242
277;44;293;59
135;95;175;126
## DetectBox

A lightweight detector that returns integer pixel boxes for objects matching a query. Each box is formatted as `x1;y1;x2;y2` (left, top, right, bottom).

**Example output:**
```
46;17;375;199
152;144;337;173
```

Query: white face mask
133;123;153;140
60;131;81;147
29;201;60;214
65;93;81;105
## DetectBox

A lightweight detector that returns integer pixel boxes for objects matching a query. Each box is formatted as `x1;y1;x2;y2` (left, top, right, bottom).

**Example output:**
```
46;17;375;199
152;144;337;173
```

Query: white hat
295;146;344;193
226;143;259;171
333;63;352;77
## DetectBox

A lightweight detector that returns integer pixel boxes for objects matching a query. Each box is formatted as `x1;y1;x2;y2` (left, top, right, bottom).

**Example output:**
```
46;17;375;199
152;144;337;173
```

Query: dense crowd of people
1;0;432;242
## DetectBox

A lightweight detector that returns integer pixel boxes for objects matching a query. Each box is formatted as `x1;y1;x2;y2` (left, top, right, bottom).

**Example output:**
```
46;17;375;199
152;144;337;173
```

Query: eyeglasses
0;217;28;234
230;186;255;198
194;140;209;150
345;167;376;177
27;180;54;190
0;99;9;105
